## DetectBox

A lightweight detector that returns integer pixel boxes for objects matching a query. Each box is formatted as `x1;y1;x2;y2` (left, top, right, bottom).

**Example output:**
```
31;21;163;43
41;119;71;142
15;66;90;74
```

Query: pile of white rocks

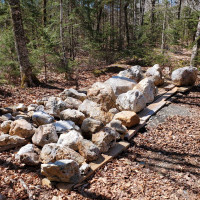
0;64;197;184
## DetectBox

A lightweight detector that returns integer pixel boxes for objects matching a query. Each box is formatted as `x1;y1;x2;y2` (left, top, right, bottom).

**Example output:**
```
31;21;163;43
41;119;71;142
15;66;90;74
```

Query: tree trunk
124;2;130;47
60;0;68;75
161;2;167;54
177;0;182;20
190;16;200;67
118;0;123;50
8;0;39;87
43;0;47;27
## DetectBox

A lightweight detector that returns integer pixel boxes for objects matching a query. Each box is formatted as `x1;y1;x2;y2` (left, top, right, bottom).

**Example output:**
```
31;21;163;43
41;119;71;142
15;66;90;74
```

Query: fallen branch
19;178;34;200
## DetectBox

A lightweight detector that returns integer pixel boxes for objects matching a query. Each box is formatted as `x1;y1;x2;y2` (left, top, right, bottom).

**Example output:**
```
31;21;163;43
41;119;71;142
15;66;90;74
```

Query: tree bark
177;0;182;20
190;16;200;67
8;0;39;87
124;2;130;47
43;0;47;27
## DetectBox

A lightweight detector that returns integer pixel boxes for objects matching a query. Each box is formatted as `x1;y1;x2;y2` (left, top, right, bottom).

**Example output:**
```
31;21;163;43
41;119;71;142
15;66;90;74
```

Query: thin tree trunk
124;2;130;47
60;0;68;76
118;0;123;50
43;0;47;27
190;16;200;67
177;0;182;20
161;3;167;54
8;0;39;87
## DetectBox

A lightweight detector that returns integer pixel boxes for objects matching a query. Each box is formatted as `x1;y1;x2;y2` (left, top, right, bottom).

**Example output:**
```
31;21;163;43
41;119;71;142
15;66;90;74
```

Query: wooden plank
56;141;130;191
177;86;193;93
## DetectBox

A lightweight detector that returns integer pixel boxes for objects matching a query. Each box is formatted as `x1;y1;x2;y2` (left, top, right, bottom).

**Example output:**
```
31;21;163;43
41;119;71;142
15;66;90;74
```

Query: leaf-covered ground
0;81;200;199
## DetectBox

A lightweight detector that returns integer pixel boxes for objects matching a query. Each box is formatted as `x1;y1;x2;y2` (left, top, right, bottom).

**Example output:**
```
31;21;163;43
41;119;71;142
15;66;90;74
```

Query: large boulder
53;120;78;133
64;97;82;110
92;127;117;153
57;130;83;151
104;76;137;97
87;82;116;111
78;139;100;162
45;97;67;117
0;134;28;151
134;78;157;103
32;124;58;147
59;88;86;101
9;119;35;138
32;111;54;126
81;118;104;139
40;143;85;165
1;120;12;134
78;100;113;124
146;64;164;86
116;89;146;113
41;159;80;183
16;144;41;166
118;65;143;82
60;109;85;125
171;66;198;86
114;111;140;128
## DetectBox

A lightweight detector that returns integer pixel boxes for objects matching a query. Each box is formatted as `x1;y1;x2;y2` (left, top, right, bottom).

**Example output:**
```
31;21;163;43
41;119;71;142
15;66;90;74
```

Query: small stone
79;163;91;175
64;97;82;110
0;113;13;121
16;103;27;112
78;139;100;162
32;124;58;147
81;118;104;139
59;88;86;101
57;130;83;151
32;111;54;126
1;120;12;134
53;120;77;133
60;109;85;125
41;178;54;188
114;111;140;128
9;119;35;138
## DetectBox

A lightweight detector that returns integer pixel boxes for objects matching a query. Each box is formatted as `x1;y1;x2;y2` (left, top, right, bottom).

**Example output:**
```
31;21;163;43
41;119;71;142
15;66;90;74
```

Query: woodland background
0;0;199;87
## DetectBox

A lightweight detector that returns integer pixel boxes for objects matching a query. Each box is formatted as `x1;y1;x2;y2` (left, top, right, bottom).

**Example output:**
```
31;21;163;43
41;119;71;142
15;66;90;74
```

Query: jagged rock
118;65;143;82
32;124;58;147
41;159;80;183
16;103;26;112
134;78;157;103
60;109;85;125
114;111;140;128
16;144;40;165
1;120;12;134
53;120;78;133
92;127;117;153
59;88;86;101
105;76;137;97
78;100;113;124
9;119;35;138
0;113;13;121
36;97;49;105
40;143;85;165
57;130;83;151
79;163;91;175
109;108;119;115
78;139;100;162
107;119;127;139
171;66;198;86
0;134;28;151
0;107;13;115
146;64;164;86
15;114;30;121
27;104;38;112
64;97;82;110
87;82;116;110
81;118;104;139
45;96;67;117
32;111;54;126
116;89;146;112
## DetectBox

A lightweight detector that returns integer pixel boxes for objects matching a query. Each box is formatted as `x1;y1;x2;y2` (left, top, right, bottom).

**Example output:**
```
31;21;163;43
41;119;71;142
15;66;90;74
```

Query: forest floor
1;49;200;200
